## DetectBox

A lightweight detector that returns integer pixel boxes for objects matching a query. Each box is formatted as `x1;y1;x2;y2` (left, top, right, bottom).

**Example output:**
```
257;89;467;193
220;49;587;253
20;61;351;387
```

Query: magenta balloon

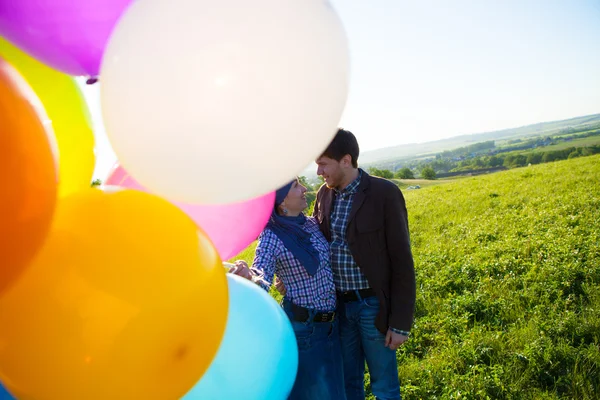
0;0;133;76
106;164;275;260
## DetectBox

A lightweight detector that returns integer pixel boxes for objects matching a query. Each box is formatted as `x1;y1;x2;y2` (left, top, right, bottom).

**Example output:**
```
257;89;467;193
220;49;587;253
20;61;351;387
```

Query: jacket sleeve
384;185;416;332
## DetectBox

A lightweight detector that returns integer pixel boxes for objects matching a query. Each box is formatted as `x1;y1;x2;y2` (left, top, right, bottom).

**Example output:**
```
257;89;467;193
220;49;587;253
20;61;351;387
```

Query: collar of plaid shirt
334;169;362;198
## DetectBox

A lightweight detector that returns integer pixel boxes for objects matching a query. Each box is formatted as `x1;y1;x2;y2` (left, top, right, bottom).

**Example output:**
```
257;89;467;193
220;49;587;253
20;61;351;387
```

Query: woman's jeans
283;300;347;400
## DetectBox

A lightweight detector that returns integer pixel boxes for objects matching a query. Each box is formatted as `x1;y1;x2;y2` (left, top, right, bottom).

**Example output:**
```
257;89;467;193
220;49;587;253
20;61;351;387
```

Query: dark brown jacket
313;170;416;333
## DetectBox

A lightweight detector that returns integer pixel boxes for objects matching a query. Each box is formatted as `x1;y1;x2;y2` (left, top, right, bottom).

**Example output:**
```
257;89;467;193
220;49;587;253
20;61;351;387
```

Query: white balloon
100;0;349;204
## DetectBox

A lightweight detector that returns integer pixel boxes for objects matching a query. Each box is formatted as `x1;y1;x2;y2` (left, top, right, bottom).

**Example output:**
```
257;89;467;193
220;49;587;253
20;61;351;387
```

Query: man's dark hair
321;128;359;168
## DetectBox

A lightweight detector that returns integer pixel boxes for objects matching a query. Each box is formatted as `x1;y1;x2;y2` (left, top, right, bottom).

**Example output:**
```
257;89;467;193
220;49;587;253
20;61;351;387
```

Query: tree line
365;144;600;181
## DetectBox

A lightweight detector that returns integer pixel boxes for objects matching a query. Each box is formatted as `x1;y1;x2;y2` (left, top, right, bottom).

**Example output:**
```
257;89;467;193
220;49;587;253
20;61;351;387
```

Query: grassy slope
396;154;600;399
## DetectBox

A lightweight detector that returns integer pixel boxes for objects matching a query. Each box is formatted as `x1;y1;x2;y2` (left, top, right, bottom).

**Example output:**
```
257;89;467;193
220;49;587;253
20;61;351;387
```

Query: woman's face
282;179;308;214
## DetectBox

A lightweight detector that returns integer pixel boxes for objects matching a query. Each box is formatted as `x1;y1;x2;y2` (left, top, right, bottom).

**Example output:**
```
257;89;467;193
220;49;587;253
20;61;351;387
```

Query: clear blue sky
83;0;600;178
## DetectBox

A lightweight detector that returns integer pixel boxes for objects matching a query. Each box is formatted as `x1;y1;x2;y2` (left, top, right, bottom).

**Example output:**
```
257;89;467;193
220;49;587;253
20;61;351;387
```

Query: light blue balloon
182;274;298;400
0;383;14;400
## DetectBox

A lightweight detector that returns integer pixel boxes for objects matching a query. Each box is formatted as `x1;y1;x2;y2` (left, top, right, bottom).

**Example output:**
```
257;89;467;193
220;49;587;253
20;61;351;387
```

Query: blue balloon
0;383;14;400
182;274;298;400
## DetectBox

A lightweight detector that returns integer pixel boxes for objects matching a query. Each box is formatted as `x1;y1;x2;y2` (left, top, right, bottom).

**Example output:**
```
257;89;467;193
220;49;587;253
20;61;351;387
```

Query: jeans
338;293;401;400
282;301;347;400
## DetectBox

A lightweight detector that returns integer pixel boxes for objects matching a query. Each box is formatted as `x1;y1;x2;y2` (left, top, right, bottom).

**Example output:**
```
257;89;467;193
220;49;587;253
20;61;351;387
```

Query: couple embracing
232;129;416;400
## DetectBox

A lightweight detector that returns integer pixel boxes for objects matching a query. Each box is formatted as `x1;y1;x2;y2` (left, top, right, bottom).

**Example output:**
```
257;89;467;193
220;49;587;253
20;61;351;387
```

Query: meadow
230;155;600;399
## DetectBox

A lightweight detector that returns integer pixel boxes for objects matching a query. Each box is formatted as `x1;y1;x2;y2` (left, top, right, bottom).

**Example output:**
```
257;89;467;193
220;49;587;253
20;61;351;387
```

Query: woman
232;178;346;400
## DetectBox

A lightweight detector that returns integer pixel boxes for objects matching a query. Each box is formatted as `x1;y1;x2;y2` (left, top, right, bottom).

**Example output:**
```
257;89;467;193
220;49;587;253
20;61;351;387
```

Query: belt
337;288;377;302
289;302;335;323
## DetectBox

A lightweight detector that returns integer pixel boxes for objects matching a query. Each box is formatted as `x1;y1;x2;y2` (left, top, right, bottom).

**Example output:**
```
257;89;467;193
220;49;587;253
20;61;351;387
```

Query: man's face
316;156;344;189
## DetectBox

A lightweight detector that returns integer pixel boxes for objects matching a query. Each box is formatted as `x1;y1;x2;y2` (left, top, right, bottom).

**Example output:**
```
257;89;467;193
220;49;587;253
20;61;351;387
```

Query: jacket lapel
322;189;334;224
348;171;370;224
319;188;335;241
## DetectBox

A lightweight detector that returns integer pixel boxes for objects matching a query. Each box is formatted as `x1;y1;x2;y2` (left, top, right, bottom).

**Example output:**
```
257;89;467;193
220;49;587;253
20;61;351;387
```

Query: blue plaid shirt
250;216;336;312
330;169;371;291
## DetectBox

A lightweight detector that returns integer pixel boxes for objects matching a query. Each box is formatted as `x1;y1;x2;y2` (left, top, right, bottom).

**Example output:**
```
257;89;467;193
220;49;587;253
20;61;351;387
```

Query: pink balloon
106;164;275;261
0;0;133;77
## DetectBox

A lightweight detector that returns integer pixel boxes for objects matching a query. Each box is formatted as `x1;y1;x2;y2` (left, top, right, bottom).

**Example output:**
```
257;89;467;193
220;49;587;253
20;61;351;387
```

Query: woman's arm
232;230;278;291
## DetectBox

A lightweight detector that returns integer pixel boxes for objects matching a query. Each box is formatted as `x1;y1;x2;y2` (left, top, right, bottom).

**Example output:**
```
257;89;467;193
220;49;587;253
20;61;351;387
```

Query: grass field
231;155;600;399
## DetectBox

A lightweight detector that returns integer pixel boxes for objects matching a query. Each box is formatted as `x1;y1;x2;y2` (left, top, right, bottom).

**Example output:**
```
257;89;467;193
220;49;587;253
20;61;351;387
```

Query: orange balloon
0;57;57;293
0;188;228;400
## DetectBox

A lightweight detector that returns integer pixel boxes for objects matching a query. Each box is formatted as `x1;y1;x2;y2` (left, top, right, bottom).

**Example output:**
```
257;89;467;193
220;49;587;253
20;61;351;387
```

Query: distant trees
526;153;543;165
368;167;393;179
395;167;415;179
542;152;558;163
421;166;437;180
298;175;310;188
503;154;527;168
440;140;495;159
488;156;503;167
499;146;600;169
298;175;324;192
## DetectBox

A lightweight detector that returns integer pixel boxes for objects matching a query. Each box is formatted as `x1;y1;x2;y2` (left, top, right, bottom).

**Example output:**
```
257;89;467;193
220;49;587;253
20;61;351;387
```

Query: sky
82;0;600;180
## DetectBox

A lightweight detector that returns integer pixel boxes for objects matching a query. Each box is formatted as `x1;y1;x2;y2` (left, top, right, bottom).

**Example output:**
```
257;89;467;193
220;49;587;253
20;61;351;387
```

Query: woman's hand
229;260;252;280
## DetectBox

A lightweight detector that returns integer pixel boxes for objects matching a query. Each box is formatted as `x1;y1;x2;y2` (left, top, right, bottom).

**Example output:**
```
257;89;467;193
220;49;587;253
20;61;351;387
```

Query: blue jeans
338;293;401;400
282;301;347;400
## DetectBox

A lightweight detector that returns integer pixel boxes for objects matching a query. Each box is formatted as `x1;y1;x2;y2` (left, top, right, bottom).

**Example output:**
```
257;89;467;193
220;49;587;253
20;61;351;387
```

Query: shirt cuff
389;327;410;336
249;268;271;290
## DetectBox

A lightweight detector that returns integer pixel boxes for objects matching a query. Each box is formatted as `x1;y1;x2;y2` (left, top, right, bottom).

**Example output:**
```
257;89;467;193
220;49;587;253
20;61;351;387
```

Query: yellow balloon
0;188;228;400
0;38;95;197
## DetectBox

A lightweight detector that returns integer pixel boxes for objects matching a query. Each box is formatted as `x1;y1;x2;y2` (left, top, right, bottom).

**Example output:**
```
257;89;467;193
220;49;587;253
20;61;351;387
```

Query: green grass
232;155;600;399
396;155;600;399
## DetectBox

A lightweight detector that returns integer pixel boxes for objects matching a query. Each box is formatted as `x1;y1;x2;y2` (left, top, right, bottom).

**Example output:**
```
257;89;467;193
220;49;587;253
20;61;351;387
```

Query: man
313;128;416;400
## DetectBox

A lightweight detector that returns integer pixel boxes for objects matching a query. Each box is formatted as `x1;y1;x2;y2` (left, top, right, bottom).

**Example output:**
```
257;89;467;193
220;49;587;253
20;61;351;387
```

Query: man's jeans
338;293;401;400
283;301;347;400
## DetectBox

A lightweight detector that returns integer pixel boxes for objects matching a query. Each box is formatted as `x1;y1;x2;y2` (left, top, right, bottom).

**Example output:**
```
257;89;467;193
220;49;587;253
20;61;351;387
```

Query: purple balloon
0;0;133;77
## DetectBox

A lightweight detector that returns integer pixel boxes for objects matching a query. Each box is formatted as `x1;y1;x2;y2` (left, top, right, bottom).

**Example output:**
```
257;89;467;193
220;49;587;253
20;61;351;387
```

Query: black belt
337;288;377;302
289;302;335;323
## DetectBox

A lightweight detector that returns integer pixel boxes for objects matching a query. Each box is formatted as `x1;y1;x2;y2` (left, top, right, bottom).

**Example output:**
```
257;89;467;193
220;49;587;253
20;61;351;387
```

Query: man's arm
384;184;416;332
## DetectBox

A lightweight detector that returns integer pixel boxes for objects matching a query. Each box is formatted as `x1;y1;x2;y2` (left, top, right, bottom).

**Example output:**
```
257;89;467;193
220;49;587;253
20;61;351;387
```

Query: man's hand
385;329;408;350
229;260;252;280
274;276;286;296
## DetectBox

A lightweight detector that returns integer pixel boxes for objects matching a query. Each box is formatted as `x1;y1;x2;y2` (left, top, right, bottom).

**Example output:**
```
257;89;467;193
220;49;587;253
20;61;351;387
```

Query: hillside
359;113;600;166
232;155;600;399
395;154;600;399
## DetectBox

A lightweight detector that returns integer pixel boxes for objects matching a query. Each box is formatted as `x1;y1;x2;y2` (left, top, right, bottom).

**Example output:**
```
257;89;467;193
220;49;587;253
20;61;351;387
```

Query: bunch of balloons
0;0;348;399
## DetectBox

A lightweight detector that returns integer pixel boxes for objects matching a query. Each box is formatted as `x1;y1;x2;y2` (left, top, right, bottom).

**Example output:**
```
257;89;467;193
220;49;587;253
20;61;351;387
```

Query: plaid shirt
330;169;371;291
250;216;336;312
